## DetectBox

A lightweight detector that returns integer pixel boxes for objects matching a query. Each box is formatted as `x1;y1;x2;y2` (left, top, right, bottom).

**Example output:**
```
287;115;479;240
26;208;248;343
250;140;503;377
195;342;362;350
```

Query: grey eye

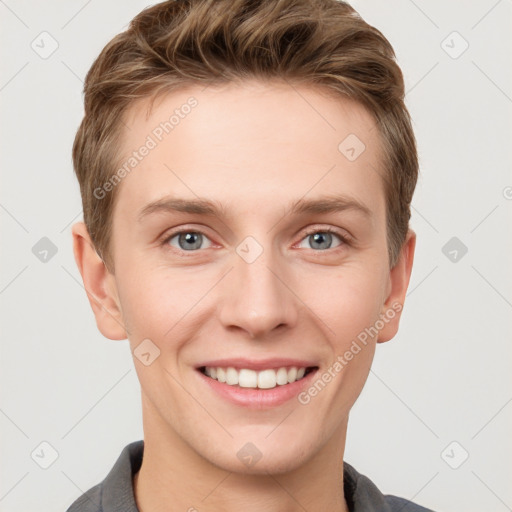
168;232;211;251
298;231;342;251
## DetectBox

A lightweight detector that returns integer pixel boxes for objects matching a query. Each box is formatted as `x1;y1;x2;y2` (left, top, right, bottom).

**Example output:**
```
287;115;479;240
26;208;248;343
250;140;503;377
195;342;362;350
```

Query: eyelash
160;226;352;253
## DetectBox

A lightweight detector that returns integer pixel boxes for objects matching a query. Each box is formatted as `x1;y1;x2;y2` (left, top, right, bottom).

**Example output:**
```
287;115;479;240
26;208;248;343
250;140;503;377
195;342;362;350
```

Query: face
74;80;415;475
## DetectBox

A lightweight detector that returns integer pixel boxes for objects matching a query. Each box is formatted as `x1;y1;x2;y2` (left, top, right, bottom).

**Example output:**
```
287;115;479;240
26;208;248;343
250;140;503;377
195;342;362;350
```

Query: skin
72;80;415;512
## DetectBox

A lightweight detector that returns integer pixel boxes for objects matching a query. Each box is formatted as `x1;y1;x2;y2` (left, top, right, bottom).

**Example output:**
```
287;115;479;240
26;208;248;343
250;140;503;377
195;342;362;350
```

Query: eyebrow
137;194;372;222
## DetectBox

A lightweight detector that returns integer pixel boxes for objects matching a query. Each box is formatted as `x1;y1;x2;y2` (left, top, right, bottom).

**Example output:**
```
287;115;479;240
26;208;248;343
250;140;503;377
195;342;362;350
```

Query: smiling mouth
198;366;318;389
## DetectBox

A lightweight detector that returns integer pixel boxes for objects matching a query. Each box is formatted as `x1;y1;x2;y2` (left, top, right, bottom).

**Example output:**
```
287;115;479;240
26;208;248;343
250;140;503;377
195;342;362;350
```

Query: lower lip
197;369;318;408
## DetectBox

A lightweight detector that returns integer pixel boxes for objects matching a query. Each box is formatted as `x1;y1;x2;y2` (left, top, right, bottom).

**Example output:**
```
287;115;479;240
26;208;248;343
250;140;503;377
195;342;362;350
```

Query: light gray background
1;1;511;511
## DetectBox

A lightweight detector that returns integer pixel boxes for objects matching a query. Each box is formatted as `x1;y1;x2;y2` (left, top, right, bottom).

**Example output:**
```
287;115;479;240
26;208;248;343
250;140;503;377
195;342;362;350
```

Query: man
67;0;433;510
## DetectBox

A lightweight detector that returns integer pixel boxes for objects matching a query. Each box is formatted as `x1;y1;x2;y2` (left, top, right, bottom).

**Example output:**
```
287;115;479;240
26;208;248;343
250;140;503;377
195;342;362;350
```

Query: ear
71;222;127;340
377;228;416;344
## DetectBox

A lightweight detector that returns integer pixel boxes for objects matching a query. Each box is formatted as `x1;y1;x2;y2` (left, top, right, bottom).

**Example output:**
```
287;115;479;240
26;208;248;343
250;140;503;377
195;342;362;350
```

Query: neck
134;412;350;512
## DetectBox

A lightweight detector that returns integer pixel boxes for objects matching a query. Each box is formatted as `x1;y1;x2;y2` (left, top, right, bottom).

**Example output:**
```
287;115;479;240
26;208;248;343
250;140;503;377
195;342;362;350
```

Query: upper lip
196;358;318;371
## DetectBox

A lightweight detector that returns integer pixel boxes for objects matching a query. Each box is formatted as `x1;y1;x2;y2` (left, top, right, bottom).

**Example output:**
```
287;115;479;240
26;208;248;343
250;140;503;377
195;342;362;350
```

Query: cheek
306;273;383;414
116;263;215;345
300;263;387;344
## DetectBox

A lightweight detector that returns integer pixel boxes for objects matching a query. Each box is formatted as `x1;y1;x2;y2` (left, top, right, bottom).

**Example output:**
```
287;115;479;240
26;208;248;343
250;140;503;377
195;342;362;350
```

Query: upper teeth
204;366;307;389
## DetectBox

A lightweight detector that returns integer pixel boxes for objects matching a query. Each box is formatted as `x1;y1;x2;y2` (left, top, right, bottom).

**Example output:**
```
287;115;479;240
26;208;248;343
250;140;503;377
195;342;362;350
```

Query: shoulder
383;495;436;512
64;441;143;512
343;461;436;512
65;483;102;512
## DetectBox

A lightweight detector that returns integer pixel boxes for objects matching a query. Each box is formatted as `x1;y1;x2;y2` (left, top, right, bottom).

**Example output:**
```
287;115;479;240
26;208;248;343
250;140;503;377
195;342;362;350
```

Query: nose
218;243;299;340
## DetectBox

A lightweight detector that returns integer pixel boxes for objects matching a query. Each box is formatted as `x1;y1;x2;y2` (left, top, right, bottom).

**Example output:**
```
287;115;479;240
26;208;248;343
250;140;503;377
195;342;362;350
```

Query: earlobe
377;229;416;344
71;222;127;341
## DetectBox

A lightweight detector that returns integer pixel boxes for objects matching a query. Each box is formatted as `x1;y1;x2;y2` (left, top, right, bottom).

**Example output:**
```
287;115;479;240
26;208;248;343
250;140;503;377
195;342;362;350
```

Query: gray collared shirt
66;441;435;511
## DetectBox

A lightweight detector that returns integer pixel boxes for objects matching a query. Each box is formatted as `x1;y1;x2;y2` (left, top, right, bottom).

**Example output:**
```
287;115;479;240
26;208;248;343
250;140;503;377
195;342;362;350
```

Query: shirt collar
99;440;395;512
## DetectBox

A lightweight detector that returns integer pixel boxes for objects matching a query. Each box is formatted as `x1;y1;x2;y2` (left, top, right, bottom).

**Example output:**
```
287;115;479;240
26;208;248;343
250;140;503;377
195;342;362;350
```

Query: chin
201;435;317;476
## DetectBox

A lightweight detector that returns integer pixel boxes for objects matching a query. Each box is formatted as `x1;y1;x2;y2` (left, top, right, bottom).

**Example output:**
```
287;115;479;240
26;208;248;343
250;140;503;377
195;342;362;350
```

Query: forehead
113;80;385;222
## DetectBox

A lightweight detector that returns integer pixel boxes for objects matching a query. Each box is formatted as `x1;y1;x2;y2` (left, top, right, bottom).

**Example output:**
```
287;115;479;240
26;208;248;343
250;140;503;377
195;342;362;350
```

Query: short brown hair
73;0;418;271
